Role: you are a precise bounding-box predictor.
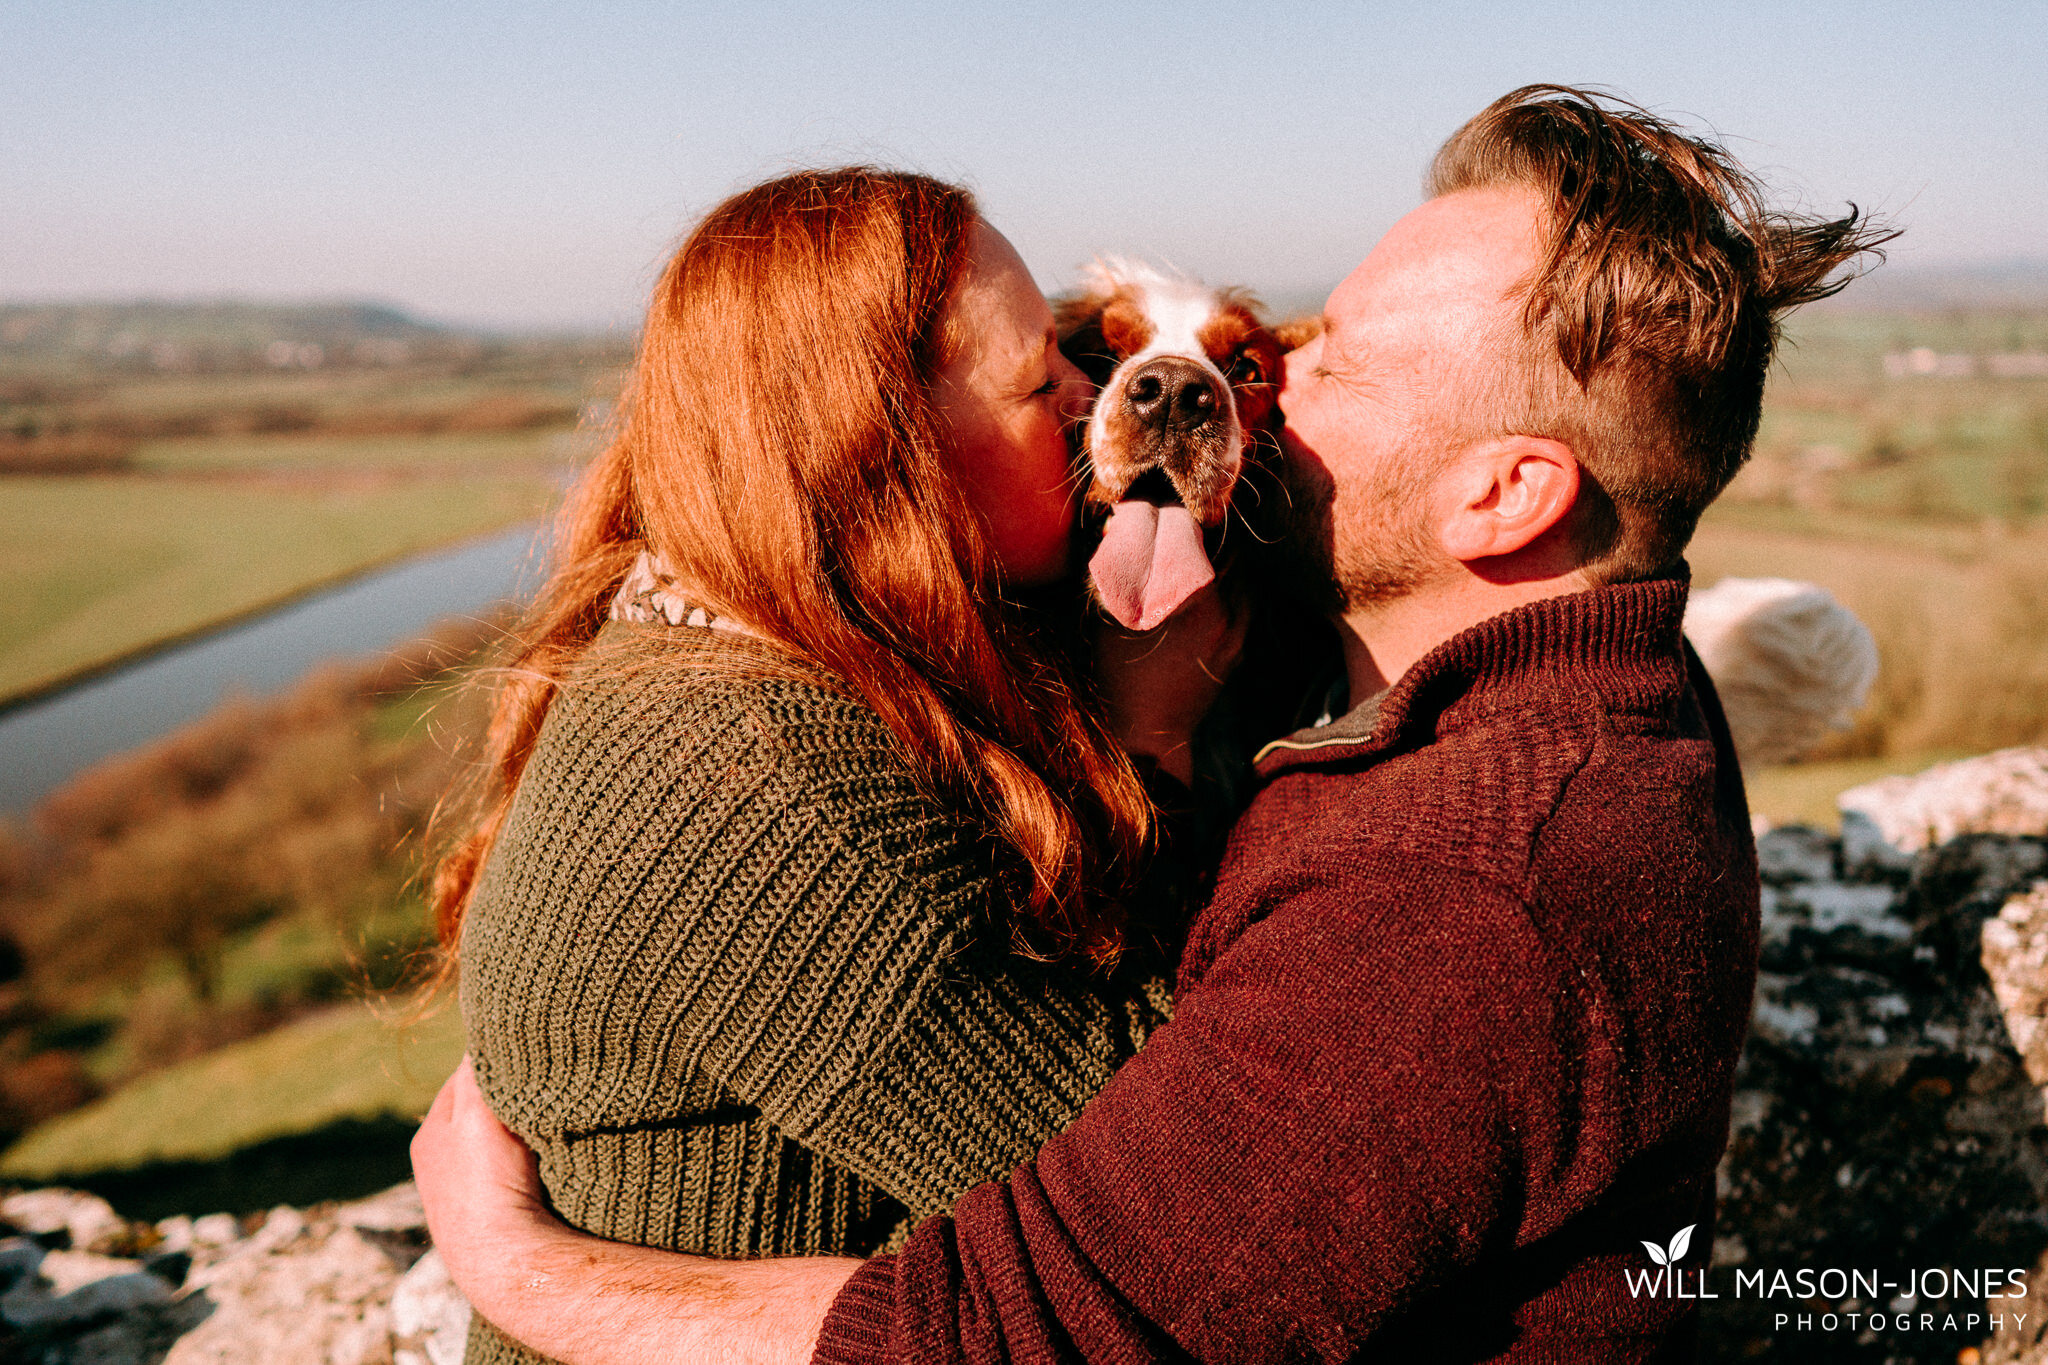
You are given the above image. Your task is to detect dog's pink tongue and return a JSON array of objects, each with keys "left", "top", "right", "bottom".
[{"left": 1089, "top": 499, "right": 1215, "bottom": 631}]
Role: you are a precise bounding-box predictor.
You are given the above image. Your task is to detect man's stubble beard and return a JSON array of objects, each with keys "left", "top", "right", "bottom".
[
  {"left": 1330, "top": 448, "right": 1451, "bottom": 613},
  {"left": 1265, "top": 428, "right": 1452, "bottom": 618},
  {"left": 1335, "top": 521, "right": 1440, "bottom": 610}
]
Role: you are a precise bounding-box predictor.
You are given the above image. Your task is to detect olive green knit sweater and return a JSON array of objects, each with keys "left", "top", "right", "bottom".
[{"left": 459, "top": 623, "right": 1172, "bottom": 1365}]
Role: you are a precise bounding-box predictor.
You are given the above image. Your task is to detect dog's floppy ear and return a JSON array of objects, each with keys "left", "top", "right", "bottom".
[
  {"left": 1270, "top": 314, "right": 1324, "bottom": 352},
  {"left": 1054, "top": 290, "right": 1121, "bottom": 389}
]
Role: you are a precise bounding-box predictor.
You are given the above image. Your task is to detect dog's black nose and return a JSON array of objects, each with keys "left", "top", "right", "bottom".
[{"left": 1124, "top": 357, "right": 1220, "bottom": 433}]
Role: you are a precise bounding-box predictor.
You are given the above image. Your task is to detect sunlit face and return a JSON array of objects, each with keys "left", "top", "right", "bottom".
[
  {"left": 1278, "top": 186, "right": 1548, "bottom": 608},
  {"left": 932, "top": 221, "right": 1092, "bottom": 587}
]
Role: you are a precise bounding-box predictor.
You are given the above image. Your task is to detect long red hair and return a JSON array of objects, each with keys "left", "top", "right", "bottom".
[{"left": 432, "top": 168, "right": 1153, "bottom": 967}]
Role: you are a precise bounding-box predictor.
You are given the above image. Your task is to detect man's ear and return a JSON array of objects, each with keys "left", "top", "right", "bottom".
[{"left": 1437, "top": 435, "right": 1581, "bottom": 564}]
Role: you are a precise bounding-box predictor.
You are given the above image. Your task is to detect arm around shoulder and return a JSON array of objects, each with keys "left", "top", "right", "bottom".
[{"left": 816, "top": 863, "right": 1592, "bottom": 1364}]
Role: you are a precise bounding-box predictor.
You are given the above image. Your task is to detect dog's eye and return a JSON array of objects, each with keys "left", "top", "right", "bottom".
[
  {"left": 1032, "top": 377, "right": 1060, "bottom": 396},
  {"left": 1228, "top": 355, "right": 1265, "bottom": 385}
]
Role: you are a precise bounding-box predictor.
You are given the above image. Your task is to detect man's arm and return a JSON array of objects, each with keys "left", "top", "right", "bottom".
[
  {"left": 412, "top": 1057, "right": 856, "bottom": 1365},
  {"left": 814, "top": 866, "right": 1584, "bottom": 1363},
  {"left": 420, "top": 864, "right": 1593, "bottom": 1364}
]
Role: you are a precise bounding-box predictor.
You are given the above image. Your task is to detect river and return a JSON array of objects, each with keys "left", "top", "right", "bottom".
[{"left": 0, "top": 524, "right": 545, "bottom": 814}]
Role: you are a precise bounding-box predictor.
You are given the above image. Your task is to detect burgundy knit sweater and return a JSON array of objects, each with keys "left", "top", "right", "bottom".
[{"left": 813, "top": 576, "right": 1761, "bottom": 1364}]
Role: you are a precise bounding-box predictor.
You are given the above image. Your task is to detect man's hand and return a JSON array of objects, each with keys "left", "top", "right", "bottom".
[
  {"left": 411, "top": 1059, "right": 859, "bottom": 1365},
  {"left": 411, "top": 1056, "right": 564, "bottom": 1331},
  {"left": 1094, "top": 581, "right": 1247, "bottom": 786}
]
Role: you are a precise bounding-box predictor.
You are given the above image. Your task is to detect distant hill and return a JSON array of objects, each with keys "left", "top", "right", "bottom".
[
  {"left": 0, "top": 300, "right": 486, "bottom": 373},
  {"left": 1811, "top": 260, "right": 2048, "bottom": 313}
]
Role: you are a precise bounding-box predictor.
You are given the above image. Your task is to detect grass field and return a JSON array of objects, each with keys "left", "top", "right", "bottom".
[
  {"left": 0, "top": 473, "right": 558, "bottom": 700},
  {"left": 1741, "top": 753, "right": 1971, "bottom": 830},
  {"left": 0, "top": 1000, "right": 460, "bottom": 1184},
  {"left": 0, "top": 331, "right": 624, "bottom": 703},
  {"left": 1689, "top": 505, "right": 2048, "bottom": 761},
  {"left": 1681, "top": 302, "right": 2048, "bottom": 811},
  {"left": 1733, "top": 306, "right": 2048, "bottom": 525},
  {"left": 129, "top": 426, "right": 576, "bottom": 474}
]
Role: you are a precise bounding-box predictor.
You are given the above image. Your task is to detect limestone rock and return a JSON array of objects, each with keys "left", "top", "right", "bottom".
[
  {"left": 1841, "top": 746, "right": 2048, "bottom": 854},
  {"left": 2, "top": 1189, "right": 132, "bottom": 1254},
  {"left": 1756, "top": 823, "right": 1839, "bottom": 884},
  {"left": 0, "top": 1234, "right": 45, "bottom": 1288},
  {"left": 390, "top": 1249, "right": 472, "bottom": 1365},
  {"left": 338, "top": 1182, "right": 427, "bottom": 1234},
  {"left": 153, "top": 1215, "right": 194, "bottom": 1255},
  {"left": 1983, "top": 881, "right": 2048, "bottom": 1095},
  {"left": 1840, "top": 806, "right": 1918, "bottom": 877},
  {"left": 188, "top": 1213, "right": 239, "bottom": 1249},
  {"left": 1709, "top": 829, "right": 2048, "bottom": 1364},
  {"left": 0, "top": 1181, "right": 472, "bottom": 1365},
  {"left": 2, "top": 1250, "right": 172, "bottom": 1329},
  {"left": 167, "top": 1219, "right": 402, "bottom": 1364}
]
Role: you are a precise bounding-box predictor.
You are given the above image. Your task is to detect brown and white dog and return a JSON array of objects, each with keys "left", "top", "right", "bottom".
[
  {"left": 1057, "top": 258, "right": 1339, "bottom": 763},
  {"left": 1056, "top": 257, "right": 1317, "bottom": 633}
]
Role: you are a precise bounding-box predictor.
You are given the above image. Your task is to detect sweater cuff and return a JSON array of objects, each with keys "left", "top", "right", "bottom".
[{"left": 811, "top": 1254, "right": 898, "bottom": 1365}]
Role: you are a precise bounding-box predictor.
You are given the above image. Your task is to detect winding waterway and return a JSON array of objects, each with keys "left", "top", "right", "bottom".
[{"left": 0, "top": 524, "right": 545, "bottom": 814}]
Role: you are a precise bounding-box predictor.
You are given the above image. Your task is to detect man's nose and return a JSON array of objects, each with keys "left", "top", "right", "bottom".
[
  {"left": 1124, "top": 358, "right": 1220, "bottom": 433},
  {"left": 1276, "top": 339, "right": 1319, "bottom": 421},
  {"left": 1280, "top": 336, "right": 1315, "bottom": 390}
]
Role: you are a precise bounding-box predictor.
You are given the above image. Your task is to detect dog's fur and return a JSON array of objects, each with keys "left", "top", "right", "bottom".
[{"left": 1056, "top": 258, "right": 1341, "bottom": 781}]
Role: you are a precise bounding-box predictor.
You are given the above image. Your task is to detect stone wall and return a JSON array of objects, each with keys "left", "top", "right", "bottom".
[{"left": 1707, "top": 813, "right": 2048, "bottom": 1363}]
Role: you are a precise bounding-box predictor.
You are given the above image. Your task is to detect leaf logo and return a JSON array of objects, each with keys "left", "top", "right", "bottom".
[{"left": 1640, "top": 1224, "right": 1695, "bottom": 1267}]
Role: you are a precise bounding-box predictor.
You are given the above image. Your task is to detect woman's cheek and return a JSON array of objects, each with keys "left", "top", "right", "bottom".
[
  {"left": 1016, "top": 443, "right": 1080, "bottom": 581},
  {"left": 1037, "top": 422, "right": 1080, "bottom": 545}
]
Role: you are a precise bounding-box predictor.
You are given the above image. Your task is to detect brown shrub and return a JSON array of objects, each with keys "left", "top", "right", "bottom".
[
  {"left": 0, "top": 622, "right": 490, "bottom": 1104},
  {"left": 0, "top": 433, "right": 138, "bottom": 474},
  {"left": 442, "top": 394, "right": 580, "bottom": 433},
  {"left": 0, "top": 1050, "right": 100, "bottom": 1137}
]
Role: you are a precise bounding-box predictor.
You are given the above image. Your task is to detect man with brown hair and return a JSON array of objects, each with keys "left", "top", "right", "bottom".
[{"left": 412, "top": 86, "right": 1892, "bottom": 1362}]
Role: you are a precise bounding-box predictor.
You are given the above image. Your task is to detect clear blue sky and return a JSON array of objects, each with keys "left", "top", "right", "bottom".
[{"left": 5, "top": 0, "right": 2043, "bottom": 329}]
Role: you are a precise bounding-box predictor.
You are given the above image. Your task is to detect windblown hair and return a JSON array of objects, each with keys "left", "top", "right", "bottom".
[
  {"left": 1429, "top": 85, "right": 1899, "bottom": 581},
  {"left": 432, "top": 168, "right": 1153, "bottom": 968}
]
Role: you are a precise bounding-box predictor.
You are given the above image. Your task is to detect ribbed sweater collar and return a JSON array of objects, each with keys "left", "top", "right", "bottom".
[{"left": 1254, "top": 568, "right": 1693, "bottom": 779}]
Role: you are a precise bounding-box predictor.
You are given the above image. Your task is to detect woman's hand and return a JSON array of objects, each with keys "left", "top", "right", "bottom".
[{"left": 1094, "top": 581, "right": 1248, "bottom": 786}]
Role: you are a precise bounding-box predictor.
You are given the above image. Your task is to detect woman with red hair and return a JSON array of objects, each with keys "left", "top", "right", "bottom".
[{"left": 437, "top": 169, "right": 1205, "bottom": 1364}]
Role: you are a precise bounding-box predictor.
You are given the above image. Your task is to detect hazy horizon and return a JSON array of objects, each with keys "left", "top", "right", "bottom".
[
  {"left": 8, "top": 1, "right": 2044, "bottom": 330},
  {"left": 9, "top": 254, "right": 2048, "bottom": 342}
]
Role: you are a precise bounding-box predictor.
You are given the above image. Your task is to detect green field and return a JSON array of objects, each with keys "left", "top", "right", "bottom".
[
  {"left": 0, "top": 1001, "right": 461, "bottom": 1182},
  {"left": 0, "top": 324, "right": 626, "bottom": 702},
  {"left": 1682, "top": 301, "right": 2048, "bottom": 815},
  {"left": 1740, "top": 753, "right": 1972, "bottom": 830},
  {"left": 1733, "top": 306, "right": 2048, "bottom": 525},
  {"left": 0, "top": 472, "right": 558, "bottom": 700},
  {"left": 131, "top": 426, "right": 577, "bottom": 474}
]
